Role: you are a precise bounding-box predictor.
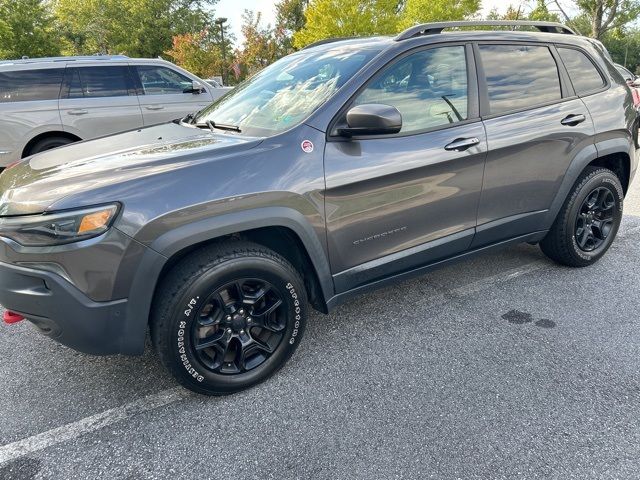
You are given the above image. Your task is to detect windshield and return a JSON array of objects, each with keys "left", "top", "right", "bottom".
[{"left": 194, "top": 46, "right": 382, "bottom": 136}]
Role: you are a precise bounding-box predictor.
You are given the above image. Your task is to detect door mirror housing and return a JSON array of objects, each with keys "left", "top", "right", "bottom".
[
  {"left": 338, "top": 104, "right": 402, "bottom": 137},
  {"left": 184, "top": 80, "right": 204, "bottom": 94}
]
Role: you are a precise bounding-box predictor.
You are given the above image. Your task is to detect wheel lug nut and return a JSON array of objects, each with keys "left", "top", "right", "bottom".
[
  {"left": 239, "top": 309, "right": 245, "bottom": 315},
  {"left": 247, "top": 317, "right": 252, "bottom": 323},
  {"left": 226, "top": 328, "right": 232, "bottom": 334},
  {"left": 240, "top": 329, "right": 245, "bottom": 334},
  {"left": 226, "top": 315, "right": 232, "bottom": 321}
]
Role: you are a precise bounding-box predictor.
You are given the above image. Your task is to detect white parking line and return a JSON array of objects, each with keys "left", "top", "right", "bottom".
[{"left": 0, "top": 387, "right": 189, "bottom": 465}]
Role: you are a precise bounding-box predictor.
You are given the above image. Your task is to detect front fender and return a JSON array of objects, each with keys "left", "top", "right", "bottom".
[{"left": 118, "top": 207, "right": 334, "bottom": 355}]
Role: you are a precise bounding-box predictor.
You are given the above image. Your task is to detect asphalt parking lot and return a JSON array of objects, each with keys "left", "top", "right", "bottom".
[{"left": 1, "top": 177, "right": 639, "bottom": 480}]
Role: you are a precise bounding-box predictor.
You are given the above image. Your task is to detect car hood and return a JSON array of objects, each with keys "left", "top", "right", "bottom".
[{"left": 0, "top": 122, "right": 263, "bottom": 216}]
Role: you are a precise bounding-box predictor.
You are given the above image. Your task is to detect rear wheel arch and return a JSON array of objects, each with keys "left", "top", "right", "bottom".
[
  {"left": 22, "top": 131, "right": 82, "bottom": 158},
  {"left": 587, "top": 152, "right": 631, "bottom": 195}
]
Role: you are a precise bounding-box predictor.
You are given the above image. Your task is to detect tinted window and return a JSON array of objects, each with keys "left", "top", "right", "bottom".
[
  {"left": 354, "top": 46, "right": 468, "bottom": 133},
  {"left": 479, "top": 45, "right": 561, "bottom": 115},
  {"left": 137, "top": 66, "right": 192, "bottom": 95},
  {"left": 68, "top": 66, "right": 131, "bottom": 98},
  {"left": 558, "top": 48, "right": 605, "bottom": 94},
  {"left": 0, "top": 69, "right": 64, "bottom": 103}
]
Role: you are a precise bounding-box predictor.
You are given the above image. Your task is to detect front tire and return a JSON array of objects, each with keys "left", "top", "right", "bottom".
[
  {"left": 540, "top": 167, "right": 624, "bottom": 267},
  {"left": 151, "top": 241, "right": 307, "bottom": 395}
]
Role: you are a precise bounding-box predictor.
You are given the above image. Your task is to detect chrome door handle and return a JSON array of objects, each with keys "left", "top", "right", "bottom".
[
  {"left": 68, "top": 109, "right": 88, "bottom": 115},
  {"left": 145, "top": 105, "right": 164, "bottom": 111},
  {"left": 444, "top": 137, "right": 480, "bottom": 151},
  {"left": 561, "top": 114, "right": 586, "bottom": 126}
]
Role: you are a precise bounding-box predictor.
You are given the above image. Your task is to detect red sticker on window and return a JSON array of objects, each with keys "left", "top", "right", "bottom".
[{"left": 301, "top": 140, "right": 314, "bottom": 153}]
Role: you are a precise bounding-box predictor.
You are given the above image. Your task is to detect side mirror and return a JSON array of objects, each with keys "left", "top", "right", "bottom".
[
  {"left": 338, "top": 104, "right": 402, "bottom": 137},
  {"left": 184, "top": 81, "right": 204, "bottom": 94}
]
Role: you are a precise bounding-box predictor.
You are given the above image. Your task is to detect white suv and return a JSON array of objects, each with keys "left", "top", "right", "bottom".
[{"left": 0, "top": 55, "right": 229, "bottom": 167}]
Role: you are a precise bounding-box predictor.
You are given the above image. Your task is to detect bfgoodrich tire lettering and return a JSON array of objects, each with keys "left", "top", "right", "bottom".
[
  {"left": 150, "top": 241, "right": 308, "bottom": 395},
  {"left": 540, "top": 167, "right": 624, "bottom": 267}
]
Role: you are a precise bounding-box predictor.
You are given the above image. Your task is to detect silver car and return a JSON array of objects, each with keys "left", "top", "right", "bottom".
[{"left": 0, "top": 55, "right": 229, "bottom": 167}]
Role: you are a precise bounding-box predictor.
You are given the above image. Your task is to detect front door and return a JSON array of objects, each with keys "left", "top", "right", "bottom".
[
  {"left": 323, "top": 44, "right": 487, "bottom": 292},
  {"left": 133, "top": 64, "right": 213, "bottom": 124}
]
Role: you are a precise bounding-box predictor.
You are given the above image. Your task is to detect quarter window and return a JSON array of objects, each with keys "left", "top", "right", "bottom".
[
  {"left": 0, "top": 69, "right": 64, "bottom": 103},
  {"left": 68, "top": 66, "right": 132, "bottom": 98},
  {"left": 353, "top": 46, "right": 469, "bottom": 134},
  {"left": 479, "top": 45, "right": 561, "bottom": 115},
  {"left": 558, "top": 47, "right": 605, "bottom": 94},
  {"left": 136, "top": 66, "right": 193, "bottom": 95}
]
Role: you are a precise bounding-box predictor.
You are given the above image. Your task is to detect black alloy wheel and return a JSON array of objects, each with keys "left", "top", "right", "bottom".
[
  {"left": 192, "top": 279, "right": 287, "bottom": 374},
  {"left": 574, "top": 186, "right": 616, "bottom": 252}
]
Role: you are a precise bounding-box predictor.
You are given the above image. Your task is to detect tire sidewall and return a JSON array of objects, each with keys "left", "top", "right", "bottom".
[
  {"left": 166, "top": 257, "right": 306, "bottom": 394},
  {"left": 31, "top": 137, "right": 73, "bottom": 155},
  {"left": 566, "top": 171, "right": 623, "bottom": 264}
]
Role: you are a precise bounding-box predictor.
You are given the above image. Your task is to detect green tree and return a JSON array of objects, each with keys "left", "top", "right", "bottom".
[
  {"left": 54, "top": 0, "right": 218, "bottom": 57},
  {"left": 528, "top": 0, "right": 561, "bottom": 21},
  {"left": 275, "top": 0, "right": 309, "bottom": 53},
  {"left": 398, "top": 0, "right": 481, "bottom": 29},
  {"left": 551, "top": 0, "right": 640, "bottom": 39},
  {"left": 234, "top": 10, "right": 281, "bottom": 79},
  {"left": 293, "top": 0, "right": 481, "bottom": 48},
  {"left": 293, "top": 0, "right": 399, "bottom": 48},
  {"left": 0, "top": 0, "right": 61, "bottom": 60},
  {"left": 577, "top": 0, "right": 640, "bottom": 39}
]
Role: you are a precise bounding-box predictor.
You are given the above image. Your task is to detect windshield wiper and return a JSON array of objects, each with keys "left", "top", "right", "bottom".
[{"left": 201, "top": 120, "right": 241, "bottom": 133}]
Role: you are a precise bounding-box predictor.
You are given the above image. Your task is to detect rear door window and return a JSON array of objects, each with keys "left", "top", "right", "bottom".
[
  {"left": 557, "top": 47, "right": 606, "bottom": 94},
  {"left": 67, "top": 66, "right": 133, "bottom": 98},
  {"left": 0, "top": 68, "right": 64, "bottom": 103},
  {"left": 478, "top": 44, "right": 562, "bottom": 115}
]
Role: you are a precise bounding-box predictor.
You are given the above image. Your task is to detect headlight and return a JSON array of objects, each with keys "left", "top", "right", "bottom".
[{"left": 0, "top": 204, "right": 119, "bottom": 246}]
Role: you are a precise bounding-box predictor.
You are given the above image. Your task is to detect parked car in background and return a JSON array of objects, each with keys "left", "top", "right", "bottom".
[
  {"left": 0, "top": 55, "right": 218, "bottom": 167},
  {"left": 615, "top": 63, "right": 640, "bottom": 107}
]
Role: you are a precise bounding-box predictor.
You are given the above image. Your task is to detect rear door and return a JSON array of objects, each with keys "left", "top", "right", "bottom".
[
  {"left": 0, "top": 66, "right": 64, "bottom": 165},
  {"left": 59, "top": 64, "right": 143, "bottom": 140},
  {"left": 132, "top": 64, "right": 214, "bottom": 124},
  {"left": 473, "top": 42, "right": 595, "bottom": 247}
]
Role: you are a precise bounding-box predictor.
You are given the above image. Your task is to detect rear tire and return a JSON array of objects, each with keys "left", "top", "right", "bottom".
[
  {"left": 540, "top": 167, "right": 623, "bottom": 267},
  {"left": 150, "top": 241, "right": 307, "bottom": 395},
  {"left": 27, "top": 136, "right": 75, "bottom": 156}
]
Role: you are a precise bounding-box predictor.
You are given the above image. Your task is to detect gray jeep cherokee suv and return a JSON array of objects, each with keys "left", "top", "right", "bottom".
[{"left": 0, "top": 21, "right": 637, "bottom": 395}]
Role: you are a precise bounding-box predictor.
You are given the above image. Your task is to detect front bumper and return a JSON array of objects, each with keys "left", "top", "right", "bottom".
[{"left": 0, "top": 260, "right": 129, "bottom": 355}]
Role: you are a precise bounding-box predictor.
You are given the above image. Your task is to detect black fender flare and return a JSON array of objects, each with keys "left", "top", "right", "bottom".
[
  {"left": 118, "top": 207, "right": 333, "bottom": 354},
  {"left": 542, "top": 137, "right": 634, "bottom": 228}
]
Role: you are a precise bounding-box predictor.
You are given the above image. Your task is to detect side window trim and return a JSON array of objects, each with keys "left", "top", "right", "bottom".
[
  {"left": 129, "top": 65, "right": 145, "bottom": 96},
  {"left": 327, "top": 41, "right": 480, "bottom": 141},
  {"left": 474, "top": 41, "right": 572, "bottom": 119},
  {"left": 549, "top": 44, "right": 574, "bottom": 98},
  {"left": 555, "top": 44, "right": 608, "bottom": 97}
]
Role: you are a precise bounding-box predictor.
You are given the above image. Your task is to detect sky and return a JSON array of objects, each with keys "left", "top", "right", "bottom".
[{"left": 214, "top": 0, "right": 569, "bottom": 46}]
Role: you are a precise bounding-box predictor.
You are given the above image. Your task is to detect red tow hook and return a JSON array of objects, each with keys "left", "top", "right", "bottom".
[{"left": 3, "top": 311, "right": 25, "bottom": 324}]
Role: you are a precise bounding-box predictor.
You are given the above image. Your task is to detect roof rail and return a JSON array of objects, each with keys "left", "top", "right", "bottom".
[
  {"left": 395, "top": 21, "right": 576, "bottom": 41},
  {"left": 0, "top": 55, "right": 129, "bottom": 65}
]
